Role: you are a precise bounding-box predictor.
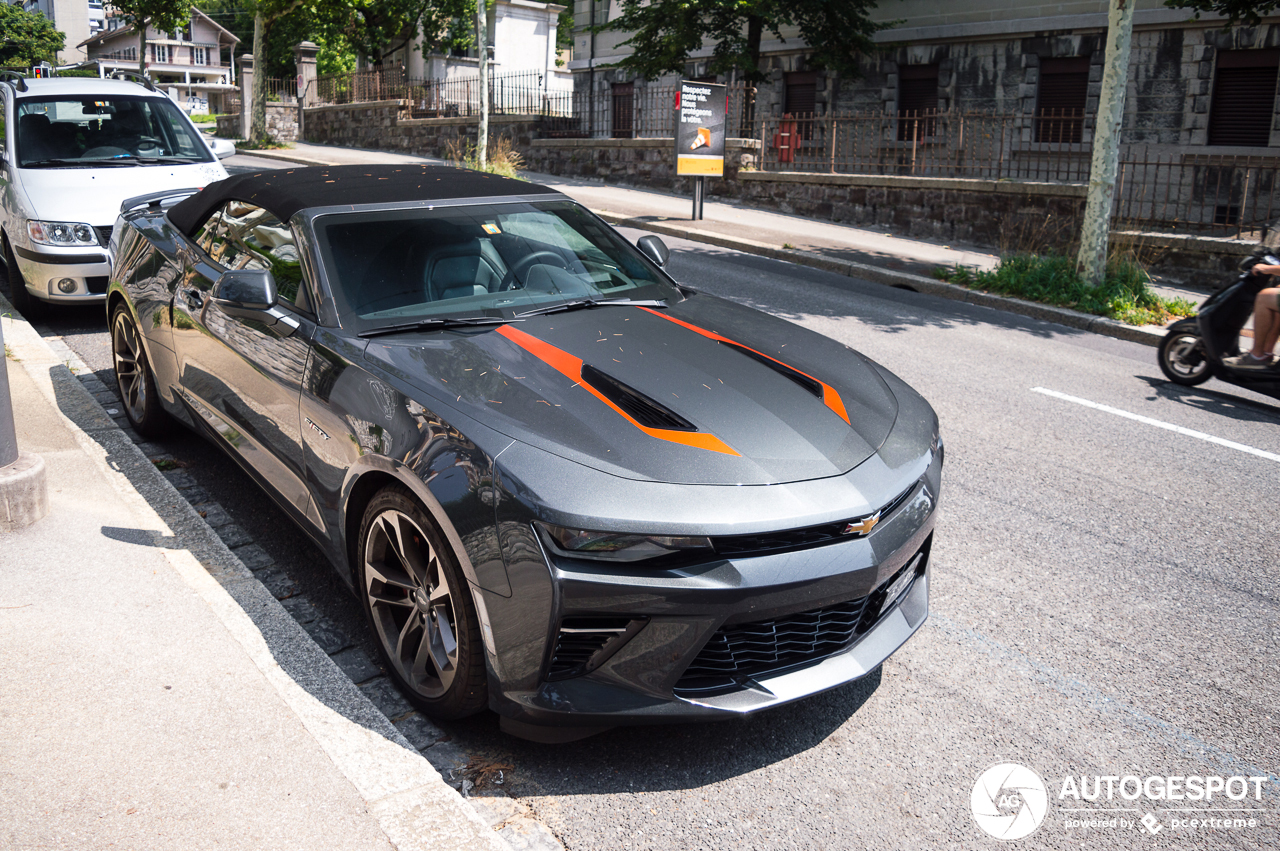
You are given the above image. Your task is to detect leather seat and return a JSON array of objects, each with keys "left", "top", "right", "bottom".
[{"left": 424, "top": 241, "right": 501, "bottom": 302}]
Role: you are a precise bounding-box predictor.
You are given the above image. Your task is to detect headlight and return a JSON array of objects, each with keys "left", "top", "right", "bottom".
[
  {"left": 537, "top": 522, "right": 713, "bottom": 563},
  {"left": 28, "top": 220, "right": 99, "bottom": 247}
]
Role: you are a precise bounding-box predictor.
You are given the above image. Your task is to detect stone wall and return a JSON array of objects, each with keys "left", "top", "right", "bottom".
[
  {"left": 302, "top": 100, "right": 539, "bottom": 159},
  {"left": 524, "top": 138, "right": 761, "bottom": 193},
  {"left": 213, "top": 104, "right": 298, "bottom": 142}
]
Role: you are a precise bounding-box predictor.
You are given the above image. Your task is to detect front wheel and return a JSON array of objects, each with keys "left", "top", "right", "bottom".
[
  {"left": 1159, "top": 328, "right": 1212, "bottom": 386},
  {"left": 111, "top": 304, "right": 171, "bottom": 437},
  {"left": 357, "top": 486, "right": 487, "bottom": 719}
]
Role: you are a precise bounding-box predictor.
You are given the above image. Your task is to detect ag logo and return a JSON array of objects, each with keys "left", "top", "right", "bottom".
[{"left": 970, "top": 763, "right": 1049, "bottom": 840}]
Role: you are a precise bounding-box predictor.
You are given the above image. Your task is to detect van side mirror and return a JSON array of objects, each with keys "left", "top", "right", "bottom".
[
  {"left": 636, "top": 235, "right": 670, "bottom": 267},
  {"left": 209, "top": 138, "right": 236, "bottom": 160}
]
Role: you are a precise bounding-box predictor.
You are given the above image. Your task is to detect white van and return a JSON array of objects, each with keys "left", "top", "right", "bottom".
[{"left": 0, "top": 73, "right": 236, "bottom": 316}]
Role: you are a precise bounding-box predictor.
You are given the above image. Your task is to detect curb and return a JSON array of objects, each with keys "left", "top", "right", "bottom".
[
  {"left": 594, "top": 212, "right": 1170, "bottom": 349},
  {"left": 0, "top": 297, "right": 563, "bottom": 851}
]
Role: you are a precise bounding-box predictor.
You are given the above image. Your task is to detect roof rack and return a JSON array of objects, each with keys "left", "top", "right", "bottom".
[
  {"left": 107, "top": 70, "right": 159, "bottom": 92},
  {"left": 0, "top": 70, "right": 28, "bottom": 92}
]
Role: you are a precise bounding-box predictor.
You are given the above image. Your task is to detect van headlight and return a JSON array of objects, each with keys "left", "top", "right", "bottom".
[{"left": 28, "top": 220, "right": 99, "bottom": 247}]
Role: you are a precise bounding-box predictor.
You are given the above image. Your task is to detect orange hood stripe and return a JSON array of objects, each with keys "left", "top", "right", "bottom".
[
  {"left": 495, "top": 324, "right": 740, "bottom": 456},
  {"left": 637, "top": 307, "right": 851, "bottom": 424}
]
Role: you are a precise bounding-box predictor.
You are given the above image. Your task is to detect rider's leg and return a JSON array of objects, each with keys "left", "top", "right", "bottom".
[{"left": 1252, "top": 288, "right": 1280, "bottom": 356}]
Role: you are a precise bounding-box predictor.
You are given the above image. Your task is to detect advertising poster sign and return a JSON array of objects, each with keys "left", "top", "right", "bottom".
[{"left": 675, "top": 80, "right": 726, "bottom": 177}]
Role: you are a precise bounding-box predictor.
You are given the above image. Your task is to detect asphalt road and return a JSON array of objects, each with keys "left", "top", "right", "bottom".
[{"left": 12, "top": 190, "right": 1279, "bottom": 849}]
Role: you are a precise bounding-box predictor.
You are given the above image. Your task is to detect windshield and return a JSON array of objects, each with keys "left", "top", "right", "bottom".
[
  {"left": 15, "top": 95, "right": 213, "bottom": 167},
  {"left": 315, "top": 200, "right": 682, "bottom": 332}
]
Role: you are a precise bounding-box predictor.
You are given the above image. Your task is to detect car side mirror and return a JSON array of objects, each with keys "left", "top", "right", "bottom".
[
  {"left": 212, "top": 269, "right": 276, "bottom": 311},
  {"left": 636, "top": 235, "right": 670, "bottom": 267},
  {"left": 209, "top": 138, "right": 236, "bottom": 160}
]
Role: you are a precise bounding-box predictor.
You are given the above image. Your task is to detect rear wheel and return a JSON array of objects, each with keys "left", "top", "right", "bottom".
[
  {"left": 3, "top": 235, "right": 46, "bottom": 320},
  {"left": 111, "top": 304, "right": 171, "bottom": 437},
  {"left": 357, "top": 486, "right": 487, "bottom": 719},
  {"left": 1158, "top": 329, "right": 1213, "bottom": 386}
]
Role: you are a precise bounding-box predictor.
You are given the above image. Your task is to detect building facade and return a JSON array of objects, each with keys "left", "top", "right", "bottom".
[
  {"left": 18, "top": 0, "right": 106, "bottom": 64},
  {"left": 78, "top": 7, "right": 239, "bottom": 114}
]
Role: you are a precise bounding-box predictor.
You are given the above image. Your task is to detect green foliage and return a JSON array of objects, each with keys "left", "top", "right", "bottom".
[
  {"left": 1164, "top": 1, "right": 1280, "bottom": 27},
  {"left": 444, "top": 135, "right": 523, "bottom": 179},
  {"left": 554, "top": 5, "right": 573, "bottom": 67},
  {"left": 601, "top": 0, "right": 887, "bottom": 82},
  {"left": 189, "top": 112, "right": 221, "bottom": 122},
  {"left": 935, "top": 254, "right": 1198, "bottom": 327},
  {"left": 0, "top": 3, "right": 66, "bottom": 67}
]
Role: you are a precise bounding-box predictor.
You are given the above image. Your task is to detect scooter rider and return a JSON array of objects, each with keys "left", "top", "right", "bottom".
[{"left": 1222, "top": 263, "right": 1280, "bottom": 370}]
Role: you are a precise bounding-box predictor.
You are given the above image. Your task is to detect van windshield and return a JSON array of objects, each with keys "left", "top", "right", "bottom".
[{"left": 15, "top": 95, "right": 212, "bottom": 168}]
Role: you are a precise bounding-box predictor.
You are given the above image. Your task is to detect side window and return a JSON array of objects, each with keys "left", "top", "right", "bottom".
[
  {"left": 0, "top": 91, "right": 7, "bottom": 158},
  {"left": 201, "top": 201, "right": 305, "bottom": 309}
]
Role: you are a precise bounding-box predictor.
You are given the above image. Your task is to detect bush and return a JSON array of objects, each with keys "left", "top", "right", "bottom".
[
  {"left": 935, "top": 253, "right": 1197, "bottom": 326},
  {"left": 189, "top": 113, "right": 220, "bottom": 124},
  {"left": 443, "top": 136, "right": 524, "bottom": 179}
]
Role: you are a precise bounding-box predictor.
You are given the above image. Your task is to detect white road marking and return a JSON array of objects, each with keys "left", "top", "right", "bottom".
[{"left": 1032, "top": 387, "right": 1280, "bottom": 464}]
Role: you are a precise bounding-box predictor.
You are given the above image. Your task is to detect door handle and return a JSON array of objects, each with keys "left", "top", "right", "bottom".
[{"left": 181, "top": 287, "right": 204, "bottom": 310}]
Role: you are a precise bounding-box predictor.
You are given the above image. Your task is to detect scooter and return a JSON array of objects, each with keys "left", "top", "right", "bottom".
[{"left": 1158, "top": 243, "right": 1280, "bottom": 400}]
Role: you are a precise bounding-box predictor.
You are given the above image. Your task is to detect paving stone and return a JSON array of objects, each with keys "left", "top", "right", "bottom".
[
  {"left": 257, "top": 566, "right": 299, "bottom": 600},
  {"left": 394, "top": 712, "right": 446, "bottom": 750},
  {"left": 422, "top": 740, "right": 470, "bottom": 781},
  {"left": 179, "top": 485, "right": 213, "bottom": 506},
  {"left": 91, "top": 390, "right": 118, "bottom": 405},
  {"left": 162, "top": 470, "right": 197, "bottom": 490},
  {"left": 214, "top": 522, "right": 252, "bottom": 549},
  {"left": 331, "top": 647, "right": 381, "bottom": 684},
  {"left": 280, "top": 595, "right": 319, "bottom": 624},
  {"left": 194, "top": 503, "right": 233, "bottom": 528},
  {"left": 359, "top": 676, "right": 414, "bottom": 719},
  {"left": 468, "top": 794, "right": 521, "bottom": 828},
  {"left": 498, "top": 816, "right": 565, "bottom": 851},
  {"left": 79, "top": 375, "right": 108, "bottom": 393},
  {"left": 233, "top": 543, "right": 273, "bottom": 571},
  {"left": 133, "top": 443, "right": 168, "bottom": 458},
  {"left": 301, "top": 616, "right": 350, "bottom": 654}
]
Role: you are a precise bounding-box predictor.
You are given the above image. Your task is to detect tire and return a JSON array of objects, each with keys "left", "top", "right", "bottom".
[
  {"left": 357, "top": 486, "right": 487, "bottom": 719},
  {"left": 1158, "top": 328, "right": 1213, "bottom": 386},
  {"left": 3, "top": 235, "right": 46, "bottom": 320},
  {"left": 110, "top": 304, "right": 171, "bottom": 437}
]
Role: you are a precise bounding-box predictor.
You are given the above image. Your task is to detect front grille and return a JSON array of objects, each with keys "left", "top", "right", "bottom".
[
  {"left": 86, "top": 276, "right": 109, "bottom": 294},
  {"left": 675, "top": 598, "right": 871, "bottom": 695},
  {"left": 712, "top": 483, "right": 917, "bottom": 557},
  {"left": 675, "top": 534, "right": 932, "bottom": 697},
  {"left": 546, "top": 617, "right": 635, "bottom": 680},
  {"left": 94, "top": 225, "right": 113, "bottom": 248}
]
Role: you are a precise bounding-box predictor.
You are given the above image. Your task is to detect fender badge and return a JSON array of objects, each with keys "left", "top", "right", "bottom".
[{"left": 842, "top": 511, "right": 880, "bottom": 537}]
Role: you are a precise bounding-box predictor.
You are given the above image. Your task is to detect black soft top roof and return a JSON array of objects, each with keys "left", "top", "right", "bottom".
[{"left": 167, "top": 163, "right": 557, "bottom": 235}]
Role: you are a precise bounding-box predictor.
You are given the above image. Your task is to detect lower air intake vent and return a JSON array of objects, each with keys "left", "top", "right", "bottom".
[
  {"left": 580, "top": 364, "right": 696, "bottom": 432},
  {"left": 86, "top": 276, "right": 109, "bottom": 295},
  {"left": 547, "top": 617, "right": 636, "bottom": 681}
]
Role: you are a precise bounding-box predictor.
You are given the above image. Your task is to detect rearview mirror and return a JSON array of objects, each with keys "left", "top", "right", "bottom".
[
  {"left": 209, "top": 138, "right": 236, "bottom": 160},
  {"left": 212, "top": 269, "right": 276, "bottom": 311},
  {"left": 636, "top": 235, "right": 670, "bottom": 267}
]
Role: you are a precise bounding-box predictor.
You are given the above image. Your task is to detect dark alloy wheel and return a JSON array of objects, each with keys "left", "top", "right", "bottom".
[
  {"left": 111, "top": 305, "right": 170, "bottom": 437},
  {"left": 1158, "top": 329, "right": 1213, "bottom": 386},
  {"left": 358, "top": 486, "right": 486, "bottom": 719},
  {"left": 3, "top": 235, "right": 46, "bottom": 320}
]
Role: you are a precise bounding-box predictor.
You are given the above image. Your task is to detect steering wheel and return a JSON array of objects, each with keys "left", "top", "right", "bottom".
[
  {"left": 134, "top": 135, "right": 164, "bottom": 153},
  {"left": 498, "top": 250, "right": 570, "bottom": 291}
]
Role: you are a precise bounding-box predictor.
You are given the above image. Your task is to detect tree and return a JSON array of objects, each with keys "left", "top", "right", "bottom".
[
  {"left": 0, "top": 3, "right": 65, "bottom": 68},
  {"left": 1164, "top": 0, "right": 1280, "bottom": 26},
  {"left": 110, "top": 0, "right": 192, "bottom": 75},
  {"left": 599, "top": 0, "right": 889, "bottom": 82}
]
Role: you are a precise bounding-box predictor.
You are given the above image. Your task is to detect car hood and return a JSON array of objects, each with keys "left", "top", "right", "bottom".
[
  {"left": 364, "top": 294, "right": 900, "bottom": 485},
  {"left": 17, "top": 161, "right": 226, "bottom": 226}
]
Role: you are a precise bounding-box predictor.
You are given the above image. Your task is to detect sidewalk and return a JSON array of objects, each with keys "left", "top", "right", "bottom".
[
  {"left": 0, "top": 303, "right": 510, "bottom": 851},
  {"left": 235, "top": 141, "right": 1207, "bottom": 346}
]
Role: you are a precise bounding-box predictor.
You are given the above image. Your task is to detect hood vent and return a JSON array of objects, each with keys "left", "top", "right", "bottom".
[
  {"left": 719, "top": 341, "right": 823, "bottom": 399},
  {"left": 581, "top": 364, "right": 697, "bottom": 432}
]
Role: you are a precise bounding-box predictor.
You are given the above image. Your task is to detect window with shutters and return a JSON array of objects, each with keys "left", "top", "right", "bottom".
[
  {"left": 611, "top": 82, "right": 634, "bottom": 139},
  {"left": 1208, "top": 49, "right": 1280, "bottom": 147},
  {"left": 898, "top": 64, "right": 939, "bottom": 141},
  {"left": 1035, "top": 57, "right": 1089, "bottom": 143},
  {"left": 784, "top": 71, "right": 817, "bottom": 141}
]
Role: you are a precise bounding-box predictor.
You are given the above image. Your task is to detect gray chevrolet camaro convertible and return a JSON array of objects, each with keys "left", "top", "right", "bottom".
[{"left": 107, "top": 164, "right": 942, "bottom": 739}]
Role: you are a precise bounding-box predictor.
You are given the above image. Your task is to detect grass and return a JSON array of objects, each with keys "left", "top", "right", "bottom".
[
  {"left": 232, "top": 138, "right": 292, "bottom": 150},
  {"left": 934, "top": 253, "right": 1197, "bottom": 326},
  {"left": 189, "top": 113, "right": 220, "bottom": 124},
  {"left": 443, "top": 136, "right": 525, "bottom": 179}
]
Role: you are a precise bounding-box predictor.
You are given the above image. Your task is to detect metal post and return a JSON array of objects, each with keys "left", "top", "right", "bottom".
[
  {"left": 691, "top": 177, "right": 705, "bottom": 221},
  {"left": 0, "top": 319, "right": 17, "bottom": 468}
]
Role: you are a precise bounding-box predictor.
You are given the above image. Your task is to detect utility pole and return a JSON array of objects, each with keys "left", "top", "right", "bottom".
[
  {"left": 477, "top": 0, "right": 489, "bottom": 169},
  {"left": 1077, "top": 0, "right": 1136, "bottom": 287},
  {"left": 0, "top": 317, "right": 49, "bottom": 531}
]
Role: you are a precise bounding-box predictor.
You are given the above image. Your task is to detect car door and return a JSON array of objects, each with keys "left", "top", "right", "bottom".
[{"left": 172, "top": 200, "right": 323, "bottom": 530}]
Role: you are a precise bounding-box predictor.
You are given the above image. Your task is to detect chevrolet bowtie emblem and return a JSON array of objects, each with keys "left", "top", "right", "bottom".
[{"left": 842, "top": 512, "right": 880, "bottom": 537}]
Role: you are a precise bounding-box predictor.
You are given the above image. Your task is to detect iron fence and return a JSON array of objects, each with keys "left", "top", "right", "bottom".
[{"left": 539, "top": 83, "right": 757, "bottom": 140}]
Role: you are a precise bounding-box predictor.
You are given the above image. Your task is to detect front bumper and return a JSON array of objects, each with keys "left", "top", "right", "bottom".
[
  {"left": 12, "top": 244, "right": 111, "bottom": 303},
  {"left": 481, "top": 476, "right": 937, "bottom": 727}
]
